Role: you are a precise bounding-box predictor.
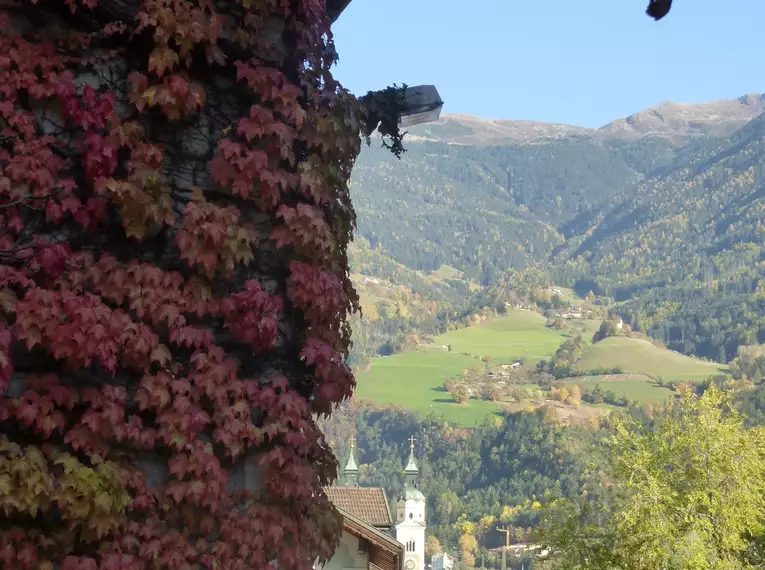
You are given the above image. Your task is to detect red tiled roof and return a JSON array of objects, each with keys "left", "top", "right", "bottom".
[{"left": 325, "top": 486, "right": 393, "bottom": 528}]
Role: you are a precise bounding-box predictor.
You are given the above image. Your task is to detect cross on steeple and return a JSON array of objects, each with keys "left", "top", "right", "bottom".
[
  {"left": 350, "top": 435, "right": 356, "bottom": 452},
  {"left": 404, "top": 434, "right": 419, "bottom": 482}
]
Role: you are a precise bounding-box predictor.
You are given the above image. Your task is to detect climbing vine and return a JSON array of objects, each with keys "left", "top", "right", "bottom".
[
  {"left": 0, "top": 0, "right": 361, "bottom": 567},
  {"left": 359, "top": 84, "right": 409, "bottom": 159}
]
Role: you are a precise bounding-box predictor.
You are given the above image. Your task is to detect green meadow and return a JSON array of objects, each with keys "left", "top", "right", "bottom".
[
  {"left": 433, "top": 310, "right": 567, "bottom": 364},
  {"left": 355, "top": 310, "right": 571, "bottom": 424},
  {"left": 576, "top": 336, "right": 727, "bottom": 381},
  {"left": 354, "top": 348, "right": 499, "bottom": 425},
  {"left": 354, "top": 310, "right": 728, "bottom": 425},
  {"left": 563, "top": 374, "right": 674, "bottom": 405}
]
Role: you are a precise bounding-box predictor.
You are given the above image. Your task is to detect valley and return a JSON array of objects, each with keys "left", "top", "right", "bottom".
[
  {"left": 345, "top": 93, "right": 764, "bottom": 426},
  {"left": 322, "top": 92, "right": 765, "bottom": 568}
]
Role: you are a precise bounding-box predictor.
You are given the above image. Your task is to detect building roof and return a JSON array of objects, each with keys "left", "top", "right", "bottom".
[
  {"left": 338, "top": 508, "right": 403, "bottom": 570},
  {"left": 325, "top": 486, "right": 394, "bottom": 528}
]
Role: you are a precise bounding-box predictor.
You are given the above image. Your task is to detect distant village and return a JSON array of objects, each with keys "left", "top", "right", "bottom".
[{"left": 320, "top": 438, "right": 549, "bottom": 570}]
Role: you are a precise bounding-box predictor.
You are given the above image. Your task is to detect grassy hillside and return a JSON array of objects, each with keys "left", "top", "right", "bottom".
[
  {"left": 576, "top": 336, "right": 727, "bottom": 381},
  {"left": 353, "top": 310, "right": 726, "bottom": 425},
  {"left": 434, "top": 310, "right": 567, "bottom": 364},
  {"left": 562, "top": 374, "right": 674, "bottom": 406},
  {"left": 354, "top": 349, "right": 499, "bottom": 425}
]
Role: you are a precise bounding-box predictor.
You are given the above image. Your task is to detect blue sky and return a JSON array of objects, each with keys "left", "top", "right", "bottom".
[{"left": 331, "top": 0, "right": 764, "bottom": 127}]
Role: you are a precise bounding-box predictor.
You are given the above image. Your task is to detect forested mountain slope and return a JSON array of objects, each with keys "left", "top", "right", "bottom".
[
  {"left": 555, "top": 113, "right": 765, "bottom": 360},
  {"left": 348, "top": 94, "right": 765, "bottom": 362},
  {"left": 556, "top": 111, "right": 765, "bottom": 288},
  {"left": 350, "top": 96, "right": 765, "bottom": 284},
  {"left": 350, "top": 135, "right": 678, "bottom": 283}
]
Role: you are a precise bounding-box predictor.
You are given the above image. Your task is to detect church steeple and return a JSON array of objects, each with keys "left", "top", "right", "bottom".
[
  {"left": 396, "top": 435, "right": 426, "bottom": 570},
  {"left": 404, "top": 435, "right": 418, "bottom": 488},
  {"left": 343, "top": 435, "right": 358, "bottom": 486}
]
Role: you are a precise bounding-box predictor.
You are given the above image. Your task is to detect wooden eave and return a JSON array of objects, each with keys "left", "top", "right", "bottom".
[
  {"left": 338, "top": 508, "right": 403, "bottom": 570},
  {"left": 327, "top": 0, "right": 353, "bottom": 22}
]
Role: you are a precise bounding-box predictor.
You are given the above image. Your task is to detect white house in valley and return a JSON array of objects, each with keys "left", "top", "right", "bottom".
[{"left": 430, "top": 553, "right": 455, "bottom": 570}]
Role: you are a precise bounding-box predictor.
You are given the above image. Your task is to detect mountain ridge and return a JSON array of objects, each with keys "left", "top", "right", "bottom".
[{"left": 405, "top": 93, "right": 765, "bottom": 147}]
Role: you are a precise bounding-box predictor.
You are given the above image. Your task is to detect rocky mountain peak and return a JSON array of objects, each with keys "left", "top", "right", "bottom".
[
  {"left": 403, "top": 93, "right": 765, "bottom": 147},
  {"left": 598, "top": 93, "right": 765, "bottom": 141}
]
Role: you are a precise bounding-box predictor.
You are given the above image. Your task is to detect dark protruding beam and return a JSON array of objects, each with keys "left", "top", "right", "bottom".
[{"left": 327, "top": 0, "right": 353, "bottom": 23}]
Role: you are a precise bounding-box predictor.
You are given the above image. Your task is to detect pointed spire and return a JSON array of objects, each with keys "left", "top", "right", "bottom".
[
  {"left": 404, "top": 435, "right": 418, "bottom": 487},
  {"left": 343, "top": 435, "right": 358, "bottom": 486}
]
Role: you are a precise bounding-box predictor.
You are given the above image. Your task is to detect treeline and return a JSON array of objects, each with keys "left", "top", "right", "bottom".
[
  {"left": 321, "top": 377, "right": 765, "bottom": 567},
  {"left": 320, "top": 402, "right": 589, "bottom": 554},
  {"left": 618, "top": 287, "right": 765, "bottom": 362}
]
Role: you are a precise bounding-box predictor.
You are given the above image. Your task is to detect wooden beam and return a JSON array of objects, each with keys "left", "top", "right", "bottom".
[{"left": 327, "top": 0, "right": 353, "bottom": 22}]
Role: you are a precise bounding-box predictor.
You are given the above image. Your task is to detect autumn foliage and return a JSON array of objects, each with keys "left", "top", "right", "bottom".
[{"left": 0, "top": 0, "right": 362, "bottom": 566}]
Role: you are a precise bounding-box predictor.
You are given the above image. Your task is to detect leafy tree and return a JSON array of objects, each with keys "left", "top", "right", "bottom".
[
  {"left": 488, "top": 386, "right": 503, "bottom": 402},
  {"left": 550, "top": 385, "right": 569, "bottom": 402},
  {"left": 458, "top": 533, "right": 478, "bottom": 568},
  {"left": 452, "top": 383, "right": 470, "bottom": 404},
  {"left": 540, "top": 386, "right": 765, "bottom": 570},
  {"left": 590, "top": 384, "right": 605, "bottom": 404},
  {"left": 0, "top": 0, "right": 363, "bottom": 567},
  {"left": 425, "top": 535, "right": 443, "bottom": 558},
  {"left": 592, "top": 319, "right": 621, "bottom": 342},
  {"left": 731, "top": 344, "right": 765, "bottom": 382}
]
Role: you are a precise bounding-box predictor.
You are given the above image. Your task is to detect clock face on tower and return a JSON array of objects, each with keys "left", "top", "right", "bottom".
[{"left": 404, "top": 559, "right": 416, "bottom": 570}]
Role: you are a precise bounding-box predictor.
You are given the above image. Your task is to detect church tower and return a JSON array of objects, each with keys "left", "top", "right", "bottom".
[
  {"left": 342, "top": 436, "right": 359, "bottom": 486},
  {"left": 395, "top": 436, "right": 426, "bottom": 570}
]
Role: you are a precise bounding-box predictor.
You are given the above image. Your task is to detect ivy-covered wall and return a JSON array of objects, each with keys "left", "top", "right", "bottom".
[{"left": 0, "top": 0, "right": 365, "bottom": 567}]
